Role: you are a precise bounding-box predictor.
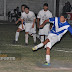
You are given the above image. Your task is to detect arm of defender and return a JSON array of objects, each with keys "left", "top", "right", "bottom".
[
  {"left": 15, "top": 18, "right": 21, "bottom": 24},
  {"left": 39, "top": 17, "right": 55, "bottom": 28},
  {"left": 32, "top": 19, "right": 36, "bottom": 28},
  {"left": 37, "top": 18, "right": 40, "bottom": 28},
  {"left": 39, "top": 19, "right": 49, "bottom": 28}
]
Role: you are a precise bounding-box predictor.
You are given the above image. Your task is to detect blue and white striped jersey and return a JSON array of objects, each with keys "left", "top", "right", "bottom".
[{"left": 49, "top": 17, "right": 72, "bottom": 36}]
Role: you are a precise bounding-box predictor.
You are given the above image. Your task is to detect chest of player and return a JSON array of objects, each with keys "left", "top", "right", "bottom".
[
  {"left": 23, "top": 14, "right": 33, "bottom": 20},
  {"left": 40, "top": 12, "right": 51, "bottom": 19}
]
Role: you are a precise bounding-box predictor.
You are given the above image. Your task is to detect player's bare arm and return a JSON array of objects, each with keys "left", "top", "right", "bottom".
[
  {"left": 21, "top": 19, "right": 24, "bottom": 29},
  {"left": 32, "top": 19, "right": 36, "bottom": 28},
  {"left": 15, "top": 18, "right": 21, "bottom": 24},
  {"left": 37, "top": 18, "right": 40, "bottom": 28},
  {"left": 39, "top": 19, "right": 49, "bottom": 28}
]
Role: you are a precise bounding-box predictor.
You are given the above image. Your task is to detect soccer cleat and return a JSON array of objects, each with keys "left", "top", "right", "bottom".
[
  {"left": 25, "top": 43, "right": 28, "bottom": 46},
  {"left": 32, "top": 46, "right": 38, "bottom": 51},
  {"left": 13, "top": 40, "right": 18, "bottom": 44},
  {"left": 43, "top": 62, "right": 51, "bottom": 66}
]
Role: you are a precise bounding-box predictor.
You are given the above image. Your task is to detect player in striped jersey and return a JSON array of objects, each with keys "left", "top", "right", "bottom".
[{"left": 32, "top": 13, "right": 72, "bottom": 66}]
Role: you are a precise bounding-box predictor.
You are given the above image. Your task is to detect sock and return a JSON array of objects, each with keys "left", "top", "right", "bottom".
[
  {"left": 36, "top": 43, "right": 44, "bottom": 49},
  {"left": 44, "top": 44, "right": 47, "bottom": 48},
  {"left": 45, "top": 35, "right": 48, "bottom": 40},
  {"left": 15, "top": 32, "right": 19, "bottom": 41},
  {"left": 36, "top": 34, "right": 40, "bottom": 40},
  {"left": 41, "top": 36, "right": 44, "bottom": 42},
  {"left": 33, "top": 34, "right": 36, "bottom": 43},
  {"left": 46, "top": 55, "right": 50, "bottom": 63},
  {"left": 25, "top": 34, "right": 28, "bottom": 44}
]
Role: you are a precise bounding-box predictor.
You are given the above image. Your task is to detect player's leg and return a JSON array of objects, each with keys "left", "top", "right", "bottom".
[
  {"left": 25, "top": 23, "right": 31, "bottom": 45},
  {"left": 44, "top": 43, "right": 51, "bottom": 66},
  {"left": 40, "top": 35, "right": 44, "bottom": 42},
  {"left": 25, "top": 32, "right": 29, "bottom": 45},
  {"left": 15, "top": 28, "right": 22, "bottom": 42},
  {"left": 32, "top": 38, "right": 50, "bottom": 50},
  {"left": 32, "top": 33, "right": 36, "bottom": 44},
  {"left": 44, "top": 34, "right": 61, "bottom": 66},
  {"left": 39, "top": 29, "right": 45, "bottom": 42},
  {"left": 14, "top": 24, "right": 25, "bottom": 43},
  {"left": 31, "top": 25, "right": 37, "bottom": 45}
]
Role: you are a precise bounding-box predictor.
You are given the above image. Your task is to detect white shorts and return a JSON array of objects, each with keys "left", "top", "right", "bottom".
[
  {"left": 25, "top": 23, "right": 36, "bottom": 34},
  {"left": 39, "top": 24, "right": 50, "bottom": 35},
  {"left": 46, "top": 33, "right": 61, "bottom": 49},
  {"left": 18, "top": 24, "right": 25, "bottom": 30}
]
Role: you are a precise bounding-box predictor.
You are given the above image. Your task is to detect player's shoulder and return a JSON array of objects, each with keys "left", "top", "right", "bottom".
[
  {"left": 47, "top": 10, "right": 52, "bottom": 14},
  {"left": 21, "top": 12, "right": 25, "bottom": 15},
  {"left": 29, "top": 11, "right": 35, "bottom": 14},
  {"left": 38, "top": 9, "right": 44, "bottom": 13},
  {"left": 65, "top": 21, "right": 70, "bottom": 25}
]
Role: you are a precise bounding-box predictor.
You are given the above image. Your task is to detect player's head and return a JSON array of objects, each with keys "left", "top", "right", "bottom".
[
  {"left": 43, "top": 3, "right": 48, "bottom": 11},
  {"left": 21, "top": 4, "right": 27, "bottom": 12},
  {"left": 24, "top": 6, "right": 29, "bottom": 14},
  {"left": 60, "top": 13, "right": 68, "bottom": 22}
]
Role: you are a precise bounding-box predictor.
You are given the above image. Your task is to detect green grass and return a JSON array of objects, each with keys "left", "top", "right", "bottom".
[{"left": 0, "top": 24, "right": 72, "bottom": 72}]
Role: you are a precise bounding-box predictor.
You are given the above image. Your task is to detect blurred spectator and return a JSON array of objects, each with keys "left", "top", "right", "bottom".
[
  {"left": 8, "top": 7, "right": 21, "bottom": 22},
  {"left": 62, "top": 1, "right": 71, "bottom": 14}
]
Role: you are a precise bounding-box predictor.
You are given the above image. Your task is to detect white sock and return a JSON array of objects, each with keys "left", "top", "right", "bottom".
[
  {"left": 33, "top": 34, "right": 36, "bottom": 43},
  {"left": 46, "top": 55, "right": 50, "bottom": 63},
  {"left": 44, "top": 44, "right": 47, "bottom": 49},
  {"left": 45, "top": 35, "right": 48, "bottom": 40},
  {"left": 41, "top": 36, "right": 44, "bottom": 42},
  {"left": 15, "top": 32, "right": 19, "bottom": 41},
  {"left": 36, "top": 43, "right": 44, "bottom": 49},
  {"left": 36, "top": 34, "right": 40, "bottom": 40},
  {"left": 25, "top": 34, "right": 28, "bottom": 44}
]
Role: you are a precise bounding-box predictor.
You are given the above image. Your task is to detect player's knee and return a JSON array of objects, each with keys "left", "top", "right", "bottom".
[
  {"left": 46, "top": 47, "right": 50, "bottom": 50},
  {"left": 17, "top": 28, "right": 22, "bottom": 32},
  {"left": 25, "top": 32, "right": 29, "bottom": 34}
]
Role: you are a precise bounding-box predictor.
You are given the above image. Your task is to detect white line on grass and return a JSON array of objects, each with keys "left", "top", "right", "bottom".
[
  {"left": 1, "top": 44, "right": 72, "bottom": 53},
  {"left": 0, "top": 44, "right": 33, "bottom": 48},
  {"left": 55, "top": 49, "right": 72, "bottom": 53}
]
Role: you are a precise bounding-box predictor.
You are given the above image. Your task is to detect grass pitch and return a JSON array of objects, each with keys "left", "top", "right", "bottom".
[{"left": 0, "top": 23, "right": 72, "bottom": 72}]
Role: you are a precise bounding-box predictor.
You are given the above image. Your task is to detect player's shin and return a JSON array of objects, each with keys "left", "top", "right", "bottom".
[
  {"left": 46, "top": 48, "right": 50, "bottom": 63},
  {"left": 33, "top": 34, "right": 36, "bottom": 43},
  {"left": 25, "top": 34, "right": 28, "bottom": 44},
  {"left": 37, "top": 43, "right": 44, "bottom": 49},
  {"left": 41, "top": 36, "right": 44, "bottom": 42},
  {"left": 15, "top": 32, "right": 19, "bottom": 41},
  {"left": 32, "top": 43, "right": 44, "bottom": 50}
]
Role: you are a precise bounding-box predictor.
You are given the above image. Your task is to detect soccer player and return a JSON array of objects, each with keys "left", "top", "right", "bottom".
[
  {"left": 14, "top": 4, "right": 27, "bottom": 43},
  {"left": 21, "top": 6, "right": 36, "bottom": 45},
  {"left": 32, "top": 13, "right": 72, "bottom": 66},
  {"left": 37, "top": 3, "right": 52, "bottom": 42}
]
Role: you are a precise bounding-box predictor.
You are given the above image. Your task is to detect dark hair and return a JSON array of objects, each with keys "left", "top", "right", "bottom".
[
  {"left": 60, "top": 13, "right": 68, "bottom": 18},
  {"left": 21, "top": 4, "right": 27, "bottom": 8},
  {"left": 43, "top": 3, "right": 48, "bottom": 7},
  {"left": 24, "top": 6, "right": 29, "bottom": 10}
]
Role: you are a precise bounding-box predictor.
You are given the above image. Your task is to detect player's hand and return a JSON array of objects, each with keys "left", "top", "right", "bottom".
[
  {"left": 15, "top": 21, "right": 18, "bottom": 24},
  {"left": 32, "top": 24, "right": 34, "bottom": 28},
  {"left": 39, "top": 24, "right": 43, "bottom": 28}
]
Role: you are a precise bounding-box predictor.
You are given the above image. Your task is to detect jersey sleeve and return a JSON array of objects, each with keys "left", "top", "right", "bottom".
[
  {"left": 49, "top": 17, "right": 55, "bottom": 21},
  {"left": 32, "top": 12, "right": 36, "bottom": 19},
  {"left": 37, "top": 11, "right": 41, "bottom": 18},
  {"left": 21, "top": 13, "right": 24, "bottom": 19},
  {"left": 49, "top": 13, "right": 53, "bottom": 18},
  {"left": 68, "top": 25, "right": 72, "bottom": 35}
]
